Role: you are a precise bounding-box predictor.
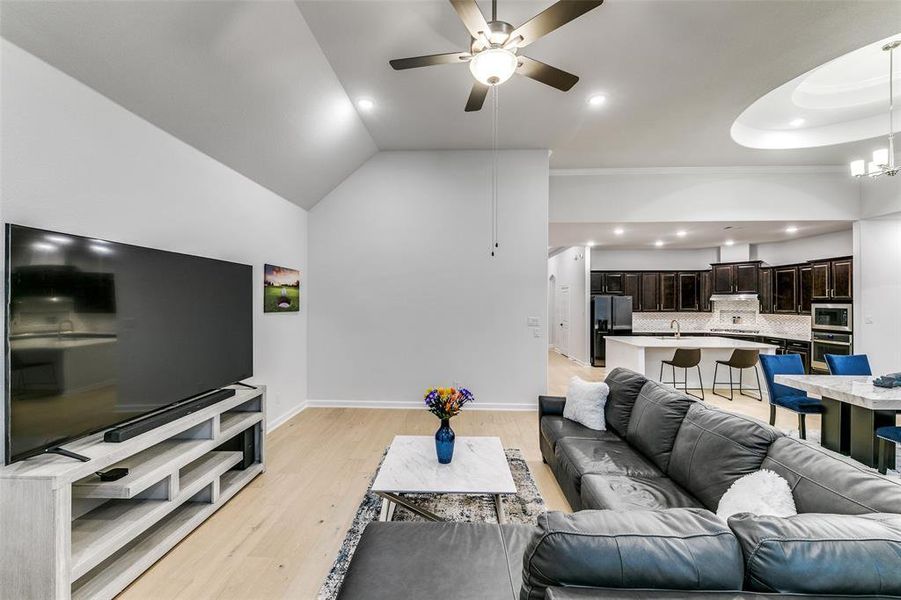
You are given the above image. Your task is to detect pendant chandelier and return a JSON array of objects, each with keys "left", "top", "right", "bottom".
[{"left": 850, "top": 40, "right": 900, "bottom": 178}]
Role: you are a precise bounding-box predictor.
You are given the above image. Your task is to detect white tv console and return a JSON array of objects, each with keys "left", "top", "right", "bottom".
[{"left": 0, "top": 385, "right": 266, "bottom": 600}]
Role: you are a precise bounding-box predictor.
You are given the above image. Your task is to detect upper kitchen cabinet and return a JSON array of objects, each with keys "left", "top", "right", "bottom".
[
  {"left": 678, "top": 272, "right": 700, "bottom": 311},
  {"left": 773, "top": 266, "right": 800, "bottom": 313},
  {"left": 758, "top": 267, "right": 773, "bottom": 314},
  {"left": 711, "top": 261, "right": 762, "bottom": 294},
  {"left": 799, "top": 265, "right": 813, "bottom": 313},
  {"left": 810, "top": 257, "right": 853, "bottom": 302},
  {"left": 623, "top": 273, "right": 641, "bottom": 311},
  {"left": 640, "top": 272, "right": 661, "bottom": 311},
  {"left": 699, "top": 270, "right": 712, "bottom": 312},
  {"left": 591, "top": 272, "right": 625, "bottom": 295},
  {"left": 660, "top": 272, "right": 678, "bottom": 311}
]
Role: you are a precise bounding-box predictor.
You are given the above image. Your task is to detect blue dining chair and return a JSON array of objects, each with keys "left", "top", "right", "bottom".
[
  {"left": 876, "top": 427, "right": 900, "bottom": 475},
  {"left": 825, "top": 354, "right": 873, "bottom": 376},
  {"left": 759, "top": 354, "right": 824, "bottom": 440}
]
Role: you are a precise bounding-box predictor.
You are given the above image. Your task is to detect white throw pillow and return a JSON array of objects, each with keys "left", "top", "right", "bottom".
[
  {"left": 716, "top": 469, "right": 797, "bottom": 520},
  {"left": 563, "top": 376, "right": 609, "bottom": 431}
]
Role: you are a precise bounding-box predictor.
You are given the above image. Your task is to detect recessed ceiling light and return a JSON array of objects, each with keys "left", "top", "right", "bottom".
[
  {"left": 724, "top": 239, "right": 735, "bottom": 246},
  {"left": 676, "top": 230, "right": 687, "bottom": 237},
  {"left": 654, "top": 240, "right": 664, "bottom": 247},
  {"left": 588, "top": 94, "right": 607, "bottom": 107},
  {"left": 357, "top": 98, "right": 374, "bottom": 111},
  {"left": 789, "top": 118, "right": 806, "bottom": 127},
  {"left": 785, "top": 225, "right": 799, "bottom": 234},
  {"left": 613, "top": 227, "right": 624, "bottom": 235},
  {"left": 586, "top": 241, "right": 596, "bottom": 247}
]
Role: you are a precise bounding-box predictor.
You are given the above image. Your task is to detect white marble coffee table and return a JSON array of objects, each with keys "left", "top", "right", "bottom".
[{"left": 371, "top": 435, "right": 517, "bottom": 524}]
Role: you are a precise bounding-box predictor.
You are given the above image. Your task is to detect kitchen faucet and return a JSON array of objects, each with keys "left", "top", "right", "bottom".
[
  {"left": 57, "top": 319, "right": 75, "bottom": 339},
  {"left": 670, "top": 319, "right": 681, "bottom": 339}
]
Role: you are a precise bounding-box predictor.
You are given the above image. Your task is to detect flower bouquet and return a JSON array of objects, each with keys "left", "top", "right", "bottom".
[{"left": 423, "top": 387, "right": 475, "bottom": 464}]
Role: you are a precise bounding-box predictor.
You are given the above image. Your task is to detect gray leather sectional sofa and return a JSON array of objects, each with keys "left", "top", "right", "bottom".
[{"left": 336, "top": 368, "right": 901, "bottom": 600}]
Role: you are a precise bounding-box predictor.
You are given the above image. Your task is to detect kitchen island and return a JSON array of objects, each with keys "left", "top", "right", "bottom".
[{"left": 606, "top": 336, "right": 778, "bottom": 399}]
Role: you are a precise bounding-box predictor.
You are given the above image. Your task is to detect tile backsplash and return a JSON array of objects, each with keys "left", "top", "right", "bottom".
[{"left": 633, "top": 298, "right": 811, "bottom": 341}]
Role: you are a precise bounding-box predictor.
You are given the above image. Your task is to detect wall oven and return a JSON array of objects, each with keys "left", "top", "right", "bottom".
[
  {"left": 810, "top": 331, "right": 853, "bottom": 372},
  {"left": 811, "top": 303, "right": 852, "bottom": 333}
]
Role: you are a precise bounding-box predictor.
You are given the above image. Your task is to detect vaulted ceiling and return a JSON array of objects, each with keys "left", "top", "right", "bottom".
[{"left": 2, "top": 1, "right": 898, "bottom": 210}]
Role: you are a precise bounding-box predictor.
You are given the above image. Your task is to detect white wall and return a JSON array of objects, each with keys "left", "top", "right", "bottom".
[
  {"left": 853, "top": 214, "right": 901, "bottom": 376},
  {"left": 1, "top": 41, "right": 308, "bottom": 437},
  {"left": 308, "top": 150, "right": 549, "bottom": 410},
  {"left": 550, "top": 168, "right": 861, "bottom": 223},
  {"left": 591, "top": 248, "right": 719, "bottom": 271},
  {"left": 753, "top": 230, "right": 853, "bottom": 265},
  {"left": 547, "top": 247, "right": 589, "bottom": 364}
]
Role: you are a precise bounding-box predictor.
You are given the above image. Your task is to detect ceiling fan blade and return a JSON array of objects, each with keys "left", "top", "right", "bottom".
[
  {"left": 449, "top": 0, "right": 490, "bottom": 40},
  {"left": 389, "top": 52, "right": 471, "bottom": 70},
  {"left": 465, "top": 82, "right": 490, "bottom": 112},
  {"left": 509, "top": 0, "right": 604, "bottom": 49},
  {"left": 516, "top": 56, "right": 579, "bottom": 91}
]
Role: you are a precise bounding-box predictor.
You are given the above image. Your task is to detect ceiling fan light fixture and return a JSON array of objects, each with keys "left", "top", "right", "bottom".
[{"left": 469, "top": 48, "right": 518, "bottom": 86}]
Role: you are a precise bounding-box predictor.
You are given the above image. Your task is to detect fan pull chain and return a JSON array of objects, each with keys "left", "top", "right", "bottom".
[{"left": 491, "top": 84, "right": 499, "bottom": 257}]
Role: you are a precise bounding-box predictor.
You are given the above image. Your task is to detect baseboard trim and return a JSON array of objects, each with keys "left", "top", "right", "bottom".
[
  {"left": 305, "top": 399, "right": 538, "bottom": 412},
  {"left": 266, "top": 400, "right": 309, "bottom": 433}
]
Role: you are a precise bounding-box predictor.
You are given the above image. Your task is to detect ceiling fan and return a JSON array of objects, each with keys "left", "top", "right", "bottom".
[{"left": 389, "top": 0, "right": 603, "bottom": 112}]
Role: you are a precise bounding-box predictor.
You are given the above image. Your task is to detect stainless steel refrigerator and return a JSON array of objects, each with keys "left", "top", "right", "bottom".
[{"left": 591, "top": 295, "right": 633, "bottom": 367}]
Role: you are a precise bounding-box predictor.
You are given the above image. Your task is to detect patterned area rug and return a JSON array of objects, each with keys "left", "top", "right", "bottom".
[{"left": 317, "top": 448, "right": 545, "bottom": 600}]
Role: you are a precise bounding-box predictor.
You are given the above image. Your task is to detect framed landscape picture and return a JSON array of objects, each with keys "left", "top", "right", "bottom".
[{"left": 264, "top": 264, "right": 300, "bottom": 313}]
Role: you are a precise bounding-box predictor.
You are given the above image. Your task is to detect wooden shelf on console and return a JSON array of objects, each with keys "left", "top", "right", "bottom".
[
  {"left": 220, "top": 410, "right": 264, "bottom": 441},
  {"left": 72, "top": 463, "right": 263, "bottom": 600},
  {"left": 70, "top": 451, "right": 242, "bottom": 580}
]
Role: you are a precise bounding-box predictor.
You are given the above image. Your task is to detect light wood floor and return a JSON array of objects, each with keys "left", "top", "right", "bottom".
[{"left": 121, "top": 350, "right": 878, "bottom": 599}]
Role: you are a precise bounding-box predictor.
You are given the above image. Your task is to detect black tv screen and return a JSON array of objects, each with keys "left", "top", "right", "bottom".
[{"left": 5, "top": 225, "right": 253, "bottom": 463}]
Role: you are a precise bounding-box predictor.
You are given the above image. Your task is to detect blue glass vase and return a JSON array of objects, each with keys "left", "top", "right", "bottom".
[{"left": 435, "top": 418, "right": 455, "bottom": 464}]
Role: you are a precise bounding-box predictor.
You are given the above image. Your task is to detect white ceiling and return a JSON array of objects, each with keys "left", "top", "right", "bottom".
[
  {"left": 2, "top": 1, "right": 898, "bottom": 211},
  {"left": 549, "top": 220, "right": 852, "bottom": 249},
  {"left": 733, "top": 33, "right": 901, "bottom": 150},
  {"left": 0, "top": 0, "right": 377, "bottom": 210},
  {"left": 298, "top": 0, "right": 901, "bottom": 168}
]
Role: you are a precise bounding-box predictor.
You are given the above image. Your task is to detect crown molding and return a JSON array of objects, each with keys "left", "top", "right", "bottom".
[{"left": 550, "top": 165, "right": 848, "bottom": 176}]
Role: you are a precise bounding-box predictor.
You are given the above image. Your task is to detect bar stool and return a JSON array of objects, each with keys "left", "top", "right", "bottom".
[
  {"left": 712, "top": 349, "right": 762, "bottom": 401},
  {"left": 659, "top": 348, "right": 704, "bottom": 401}
]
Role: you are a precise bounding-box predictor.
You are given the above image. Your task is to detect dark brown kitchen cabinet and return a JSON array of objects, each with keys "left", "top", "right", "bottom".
[
  {"left": 810, "top": 257, "right": 853, "bottom": 302},
  {"left": 785, "top": 341, "right": 811, "bottom": 374},
  {"left": 640, "top": 272, "right": 660, "bottom": 311},
  {"left": 660, "top": 273, "right": 678, "bottom": 311},
  {"left": 711, "top": 261, "right": 761, "bottom": 294},
  {"left": 799, "top": 265, "right": 812, "bottom": 314},
  {"left": 699, "top": 270, "right": 712, "bottom": 312},
  {"left": 624, "top": 273, "right": 641, "bottom": 311},
  {"left": 759, "top": 268, "right": 773, "bottom": 314},
  {"left": 774, "top": 266, "right": 799, "bottom": 313},
  {"left": 712, "top": 264, "right": 734, "bottom": 294},
  {"left": 831, "top": 259, "right": 852, "bottom": 301},
  {"left": 811, "top": 261, "right": 831, "bottom": 300},
  {"left": 678, "top": 272, "right": 700, "bottom": 311},
  {"left": 591, "top": 272, "right": 625, "bottom": 295}
]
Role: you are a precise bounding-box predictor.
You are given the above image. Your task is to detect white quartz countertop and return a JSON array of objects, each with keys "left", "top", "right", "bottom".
[
  {"left": 775, "top": 375, "right": 901, "bottom": 410},
  {"left": 607, "top": 336, "right": 778, "bottom": 350},
  {"left": 635, "top": 330, "right": 811, "bottom": 343}
]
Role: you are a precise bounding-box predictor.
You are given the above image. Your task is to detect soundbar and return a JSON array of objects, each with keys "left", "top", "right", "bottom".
[{"left": 103, "top": 388, "right": 237, "bottom": 443}]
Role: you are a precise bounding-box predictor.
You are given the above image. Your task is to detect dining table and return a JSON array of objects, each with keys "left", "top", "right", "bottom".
[{"left": 774, "top": 374, "right": 901, "bottom": 469}]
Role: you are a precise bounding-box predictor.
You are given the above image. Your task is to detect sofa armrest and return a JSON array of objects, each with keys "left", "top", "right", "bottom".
[
  {"left": 520, "top": 510, "right": 743, "bottom": 600},
  {"left": 538, "top": 395, "right": 566, "bottom": 419}
]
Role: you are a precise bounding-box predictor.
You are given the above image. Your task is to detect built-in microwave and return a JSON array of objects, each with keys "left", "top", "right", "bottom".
[{"left": 811, "top": 303, "right": 852, "bottom": 333}]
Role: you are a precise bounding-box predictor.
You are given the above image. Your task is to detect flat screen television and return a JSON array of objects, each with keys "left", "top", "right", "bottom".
[{"left": 4, "top": 225, "right": 253, "bottom": 464}]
